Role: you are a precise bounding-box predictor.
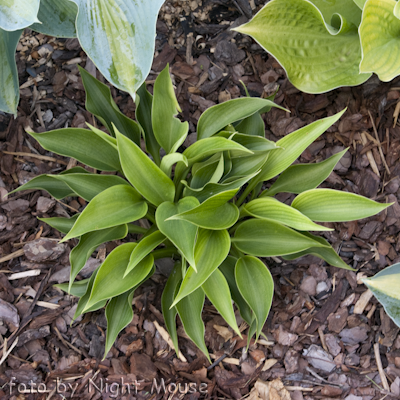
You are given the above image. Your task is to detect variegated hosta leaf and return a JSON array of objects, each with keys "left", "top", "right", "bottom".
[
  {"left": 359, "top": 0, "right": 400, "bottom": 81},
  {"left": 234, "top": 0, "right": 371, "bottom": 93},
  {"left": 363, "top": 263, "right": 400, "bottom": 327},
  {"left": 30, "top": 0, "right": 78, "bottom": 38},
  {"left": 0, "top": 0, "right": 40, "bottom": 31},
  {"left": 0, "top": 28, "right": 21, "bottom": 116},
  {"left": 70, "top": 0, "right": 165, "bottom": 98}
]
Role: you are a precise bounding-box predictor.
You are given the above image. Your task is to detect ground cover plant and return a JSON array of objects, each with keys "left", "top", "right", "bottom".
[
  {"left": 0, "top": 0, "right": 164, "bottom": 115},
  {"left": 14, "top": 65, "right": 391, "bottom": 360},
  {"left": 235, "top": 0, "right": 400, "bottom": 93}
]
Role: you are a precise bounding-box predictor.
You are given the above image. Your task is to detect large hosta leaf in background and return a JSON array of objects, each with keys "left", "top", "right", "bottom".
[
  {"left": 363, "top": 263, "right": 400, "bottom": 327},
  {"left": 0, "top": 29, "right": 21, "bottom": 116},
  {"left": 234, "top": 0, "right": 370, "bottom": 93},
  {"left": 0, "top": 0, "right": 40, "bottom": 31},
  {"left": 30, "top": 0, "right": 78, "bottom": 38},
  {"left": 70, "top": 0, "right": 164, "bottom": 98},
  {"left": 359, "top": 0, "right": 400, "bottom": 82}
]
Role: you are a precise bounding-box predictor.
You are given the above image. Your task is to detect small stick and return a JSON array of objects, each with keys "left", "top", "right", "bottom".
[
  {"left": 361, "top": 132, "right": 380, "bottom": 176},
  {"left": 374, "top": 342, "right": 390, "bottom": 391},
  {"left": 0, "top": 337, "right": 18, "bottom": 366},
  {"left": 354, "top": 289, "right": 374, "bottom": 315},
  {"left": 0, "top": 249, "right": 24, "bottom": 264},
  {"left": 369, "top": 111, "right": 390, "bottom": 175},
  {"left": 393, "top": 101, "right": 400, "bottom": 127},
  {"left": 285, "top": 386, "right": 313, "bottom": 392},
  {"left": 318, "top": 326, "right": 328, "bottom": 352},
  {"left": 8, "top": 269, "right": 41, "bottom": 280},
  {"left": 153, "top": 320, "right": 187, "bottom": 362},
  {"left": 367, "top": 304, "right": 377, "bottom": 319},
  {"left": 1, "top": 150, "right": 68, "bottom": 165}
]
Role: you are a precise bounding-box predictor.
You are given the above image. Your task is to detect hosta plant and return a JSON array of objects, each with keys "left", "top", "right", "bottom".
[
  {"left": 235, "top": 0, "right": 400, "bottom": 93},
  {"left": 15, "top": 65, "right": 391, "bottom": 359},
  {"left": 0, "top": 0, "right": 164, "bottom": 115}
]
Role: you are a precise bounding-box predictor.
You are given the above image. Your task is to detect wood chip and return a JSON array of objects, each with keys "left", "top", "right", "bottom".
[
  {"left": 374, "top": 342, "right": 390, "bottom": 391},
  {"left": 8, "top": 269, "right": 41, "bottom": 280},
  {"left": 262, "top": 358, "right": 278, "bottom": 371},
  {"left": 354, "top": 289, "right": 374, "bottom": 315},
  {"left": 210, "top": 353, "right": 240, "bottom": 365},
  {"left": 361, "top": 132, "right": 380, "bottom": 177},
  {"left": 27, "top": 300, "right": 60, "bottom": 310},
  {"left": 153, "top": 320, "right": 187, "bottom": 363},
  {"left": 0, "top": 249, "right": 25, "bottom": 264}
]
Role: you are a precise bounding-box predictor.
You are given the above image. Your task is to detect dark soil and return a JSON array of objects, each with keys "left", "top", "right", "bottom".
[{"left": 1, "top": 1, "right": 400, "bottom": 399}]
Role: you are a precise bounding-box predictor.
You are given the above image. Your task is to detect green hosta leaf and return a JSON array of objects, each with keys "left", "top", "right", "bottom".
[
  {"left": 161, "top": 262, "right": 182, "bottom": 355},
  {"left": 354, "top": 0, "right": 367, "bottom": 9},
  {"left": 30, "top": 0, "right": 77, "bottom": 38},
  {"left": 262, "top": 149, "right": 348, "bottom": 196},
  {"left": 191, "top": 154, "right": 224, "bottom": 189},
  {"left": 219, "top": 256, "right": 253, "bottom": 324},
  {"left": 235, "top": 0, "right": 370, "bottom": 93},
  {"left": 85, "top": 243, "right": 154, "bottom": 309},
  {"left": 363, "top": 263, "right": 400, "bottom": 326},
  {"left": 137, "top": 83, "right": 160, "bottom": 165},
  {"left": 242, "top": 197, "right": 332, "bottom": 231},
  {"left": 169, "top": 190, "right": 239, "bottom": 230},
  {"left": 70, "top": 225, "right": 128, "bottom": 291},
  {"left": 310, "top": 0, "right": 362, "bottom": 26},
  {"left": 39, "top": 215, "right": 79, "bottom": 234},
  {"left": 55, "top": 173, "right": 130, "bottom": 202},
  {"left": 160, "top": 154, "right": 188, "bottom": 178},
  {"left": 202, "top": 269, "right": 241, "bottom": 336},
  {"left": 86, "top": 124, "right": 117, "bottom": 147},
  {"left": 104, "top": 289, "right": 135, "bottom": 358},
  {"left": 0, "top": 0, "right": 40, "bottom": 31},
  {"left": 257, "top": 110, "right": 345, "bottom": 183},
  {"left": 152, "top": 65, "right": 189, "bottom": 153},
  {"left": 359, "top": 0, "right": 400, "bottom": 81},
  {"left": 235, "top": 112, "right": 265, "bottom": 137},
  {"left": 70, "top": 0, "right": 164, "bottom": 98},
  {"left": 116, "top": 129, "right": 175, "bottom": 206},
  {"left": 197, "top": 97, "right": 285, "bottom": 140},
  {"left": 224, "top": 153, "right": 269, "bottom": 181},
  {"left": 217, "top": 131, "right": 279, "bottom": 154},
  {"left": 79, "top": 67, "right": 141, "bottom": 145},
  {"left": 124, "top": 230, "right": 166, "bottom": 276},
  {"left": 282, "top": 232, "right": 354, "bottom": 270},
  {"left": 395, "top": 1, "right": 400, "bottom": 18},
  {"left": 232, "top": 219, "right": 327, "bottom": 257},
  {"left": 155, "top": 197, "right": 199, "bottom": 269},
  {"left": 176, "top": 288, "right": 210, "bottom": 361},
  {"left": 55, "top": 278, "right": 90, "bottom": 298},
  {"left": 235, "top": 256, "right": 273, "bottom": 340},
  {"left": 0, "top": 29, "right": 22, "bottom": 115},
  {"left": 291, "top": 189, "right": 391, "bottom": 222},
  {"left": 62, "top": 185, "right": 147, "bottom": 241},
  {"left": 29, "top": 128, "right": 121, "bottom": 171},
  {"left": 183, "top": 172, "right": 260, "bottom": 203},
  {"left": 172, "top": 229, "right": 230, "bottom": 306}
]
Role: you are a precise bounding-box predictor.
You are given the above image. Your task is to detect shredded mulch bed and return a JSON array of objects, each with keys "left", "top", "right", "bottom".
[{"left": 1, "top": 1, "right": 400, "bottom": 399}]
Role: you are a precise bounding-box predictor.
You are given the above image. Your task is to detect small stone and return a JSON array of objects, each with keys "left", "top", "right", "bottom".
[
  {"left": 300, "top": 275, "right": 317, "bottom": 296},
  {"left": 36, "top": 196, "right": 55, "bottom": 213},
  {"left": 316, "top": 281, "right": 329, "bottom": 294}
]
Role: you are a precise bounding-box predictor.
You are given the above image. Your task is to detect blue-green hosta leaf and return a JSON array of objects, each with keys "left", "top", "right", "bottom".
[
  {"left": 104, "top": 289, "right": 135, "bottom": 358},
  {"left": 30, "top": 0, "right": 78, "bottom": 38},
  {"left": 242, "top": 197, "right": 332, "bottom": 231},
  {"left": 235, "top": 256, "right": 274, "bottom": 340},
  {"left": 176, "top": 288, "right": 210, "bottom": 361},
  {"left": 85, "top": 243, "right": 154, "bottom": 310},
  {"left": 79, "top": 67, "right": 141, "bottom": 145},
  {"left": 256, "top": 110, "right": 345, "bottom": 183},
  {"left": 197, "top": 97, "right": 285, "bottom": 140},
  {"left": 202, "top": 269, "right": 241, "bottom": 336},
  {"left": 262, "top": 149, "right": 348, "bottom": 196},
  {"left": 39, "top": 215, "right": 79, "bottom": 235},
  {"left": 234, "top": 0, "right": 370, "bottom": 93},
  {"left": 137, "top": 83, "right": 160, "bottom": 165},
  {"left": 155, "top": 197, "right": 199, "bottom": 269},
  {"left": 152, "top": 65, "right": 189, "bottom": 153},
  {"left": 124, "top": 230, "right": 166, "bottom": 276},
  {"left": 291, "top": 189, "right": 391, "bottom": 222},
  {"left": 0, "top": 29, "right": 22, "bottom": 115},
  {"left": 116, "top": 129, "right": 175, "bottom": 206},
  {"left": 282, "top": 232, "right": 354, "bottom": 270},
  {"left": 55, "top": 278, "right": 90, "bottom": 298},
  {"left": 219, "top": 256, "right": 253, "bottom": 325},
  {"left": 161, "top": 262, "right": 182, "bottom": 355},
  {"left": 70, "top": 0, "right": 164, "bottom": 98},
  {"left": 69, "top": 225, "right": 128, "bottom": 291},
  {"left": 160, "top": 153, "right": 188, "bottom": 178},
  {"left": 29, "top": 128, "right": 121, "bottom": 171},
  {"left": 62, "top": 185, "right": 147, "bottom": 241},
  {"left": 359, "top": 0, "right": 400, "bottom": 81},
  {"left": 363, "top": 263, "right": 400, "bottom": 327},
  {"left": 172, "top": 229, "right": 230, "bottom": 306},
  {"left": 54, "top": 173, "right": 130, "bottom": 202},
  {"left": 169, "top": 190, "right": 239, "bottom": 230},
  {"left": 0, "top": 0, "right": 40, "bottom": 31},
  {"left": 232, "top": 219, "right": 328, "bottom": 257}
]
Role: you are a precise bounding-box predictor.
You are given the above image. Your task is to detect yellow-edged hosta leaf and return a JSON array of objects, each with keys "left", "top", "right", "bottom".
[
  {"left": 61, "top": 185, "right": 147, "bottom": 241},
  {"left": 242, "top": 197, "right": 332, "bottom": 231},
  {"left": 70, "top": 0, "right": 164, "bottom": 98},
  {"left": 291, "top": 189, "right": 391, "bottom": 222},
  {"left": 359, "top": 0, "right": 400, "bottom": 81}
]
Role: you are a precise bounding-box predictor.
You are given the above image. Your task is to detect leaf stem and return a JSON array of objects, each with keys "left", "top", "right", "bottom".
[
  {"left": 153, "top": 247, "right": 177, "bottom": 260},
  {"left": 128, "top": 224, "right": 148, "bottom": 235}
]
